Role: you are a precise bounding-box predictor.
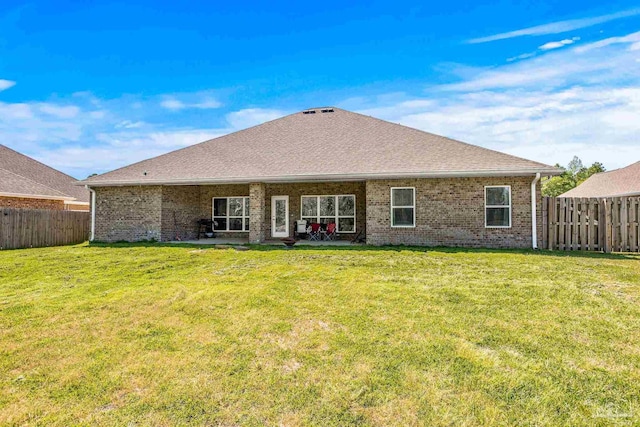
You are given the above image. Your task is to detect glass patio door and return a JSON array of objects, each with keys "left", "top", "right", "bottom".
[{"left": 271, "top": 196, "right": 289, "bottom": 238}]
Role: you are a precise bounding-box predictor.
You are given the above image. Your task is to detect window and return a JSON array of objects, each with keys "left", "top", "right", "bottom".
[
  {"left": 300, "top": 195, "right": 356, "bottom": 233},
  {"left": 391, "top": 187, "right": 415, "bottom": 227},
  {"left": 485, "top": 186, "right": 511, "bottom": 228},
  {"left": 212, "top": 197, "right": 250, "bottom": 232}
]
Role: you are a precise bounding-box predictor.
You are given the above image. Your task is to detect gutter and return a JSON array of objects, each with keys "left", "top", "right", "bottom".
[
  {"left": 86, "top": 186, "right": 96, "bottom": 242},
  {"left": 78, "top": 168, "right": 564, "bottom": 187},
  {"left": 531, "top": 173, "right": 541, "bottom": 249}
]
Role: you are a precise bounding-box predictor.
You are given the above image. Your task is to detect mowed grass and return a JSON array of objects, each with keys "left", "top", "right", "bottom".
[{"left": 0, "top": 243, "right": 639, "bottom": 426}]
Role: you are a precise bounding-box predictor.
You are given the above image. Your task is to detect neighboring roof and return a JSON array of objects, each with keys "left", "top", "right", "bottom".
[
  {"left": 560, "top": 161, "right": 640, "bottom": 198},
  {"left": 83, "top": 107, "right": 562, "bottom": 186},
  {"left": 0, "top": 144, "right": 90, "bottom": 203},
  {"left": 0, "top": 169, "right": 73, "bottom": 200}
]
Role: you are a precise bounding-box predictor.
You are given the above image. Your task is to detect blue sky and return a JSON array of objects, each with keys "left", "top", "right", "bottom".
[{"left": 1, "top": 1, "right": 639, "bottom": 178}]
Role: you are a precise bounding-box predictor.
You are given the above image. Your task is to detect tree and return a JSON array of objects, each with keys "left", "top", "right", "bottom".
[
  {"left": 576, "top": 162, "right": 605, "bottom": 184},
  {"left": 542, "top": 156, "right": 606, "bottom": 197}
]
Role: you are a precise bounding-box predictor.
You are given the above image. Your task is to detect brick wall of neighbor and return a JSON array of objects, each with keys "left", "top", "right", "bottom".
[
  {"left": 365, "top": 177, "right": 541, "bottom": 248},
  {"left": 160, "top": 186, "right": 201, "bottom": 241},
  {"left": 0, "top": 196, "right": 65, "bottom": 210},
  {"left": 264, "top": 182, "right": 366, "bottom": 239},
  {"left": 64, "top": 202, "right": 90, "bottom": 212},
  {"left": 94, "top": 186, "right": 163, "bottom": 242}
]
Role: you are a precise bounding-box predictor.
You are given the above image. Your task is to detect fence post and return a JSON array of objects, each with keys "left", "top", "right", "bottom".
[
  {"left": 549, "top": 197, "right": 557, "bottom": 250},
  {"left": 604, "top": 198, "right": 613, "bottom": 253},
  {"left": 542, "top": 197, "right": 548, "bottom": 250},
  {"left": 620, "top": 197, "right": 628, "bottom": 252}
]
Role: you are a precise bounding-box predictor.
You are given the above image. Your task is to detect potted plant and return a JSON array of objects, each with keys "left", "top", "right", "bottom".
[{"left": 281, "top": 237, "right": 296, "bottom": 247}]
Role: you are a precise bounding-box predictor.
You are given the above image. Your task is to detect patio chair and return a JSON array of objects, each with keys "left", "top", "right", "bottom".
[
  {"left": 322, "top": 222, "right": 337, "bottom": 241},
  {"left": 196, "top": 219, "right": 216, "bottom": 239},
  {"left": 308, "top": 223, "right": 322, "bottom": 241},
  {"left": 294, "top": 220, "right": 308, "bottom": 239}
]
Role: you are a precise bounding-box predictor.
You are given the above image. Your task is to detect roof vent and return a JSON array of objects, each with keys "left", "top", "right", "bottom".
[
  {"left": 302, "top": 110, "right": 316, "bottom": 115},
  {"left": 321, "top": 108, "right": 334, "bottom": 113}
]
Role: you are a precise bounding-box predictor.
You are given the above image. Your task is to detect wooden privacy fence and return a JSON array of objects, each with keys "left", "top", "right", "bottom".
[
  {"left": 0, "top": 208, "right": 90, "bottom": 250},
  {"left": 543, "top": 197, "right": 640, "bottom": 253}
]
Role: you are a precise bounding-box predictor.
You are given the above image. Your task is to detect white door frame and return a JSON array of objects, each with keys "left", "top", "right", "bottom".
[{"left": 271, "top": 195, "right": 289, "bottom": 238}]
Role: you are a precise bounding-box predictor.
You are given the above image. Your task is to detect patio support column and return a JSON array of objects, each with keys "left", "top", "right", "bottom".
[{"left": 249, "top": 182, "right": 266, "bottom": 243}]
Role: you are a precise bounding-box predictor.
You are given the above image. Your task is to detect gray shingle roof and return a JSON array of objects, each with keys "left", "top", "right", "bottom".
[
  {"left": 560, "top": 161, "right": 640, "bottom": 198},
  {"left": 0, "top": 144, "right": 89, "bottom": 202},
  {"left": 0, "top": 168, "right": 71, "bottom": 199},
  {"left": 84, "top": 107, "right": 561, "bottom": 186}
]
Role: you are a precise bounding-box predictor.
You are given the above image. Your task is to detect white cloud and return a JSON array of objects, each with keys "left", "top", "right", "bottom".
[
  {"left": 468, "top": 8, "right": 640, "bottom": 43},
  {"left": 0, "top": 102, "right": 33, "bottom": 119},
  {"left": 115, "top": 120, "right": 145, "bottom": 129},
  {"left": 574, "top": 31, "right": 640, "bottom": 52},
  {"left": 507, "top": 52, "right": 535, "bottom": 62},
  {"left": 355, "top": 31, "right": 640, "bottom": 170},
  {"left": 441, "top": 33, "right": 638, "bottom": 92},
  {"left": 0, "top": 92, "right": 243, "bottom": 178},
  {"left": 192, "top": 98, "right": 222, "bottom": 109},
  {"left": 225, "top": 108, "right": 286, "bottom": 129},
  {"left": 159, "top": 93, "right": 222, "bottom": 111},
  {"left": 160, "top": 97, "right": 186, "bottom": 110},
  {"left": 0, "top": 79, "right": 16, "bottom": 91},
  {"left": 539, "top": 37, "right": 580, "bottom": 51},
  {"left": 39, "top": 104, "right": 80, "bottom": 118},
  {"left": 359, "top": 87, "right": 640, "bottom": 170}
]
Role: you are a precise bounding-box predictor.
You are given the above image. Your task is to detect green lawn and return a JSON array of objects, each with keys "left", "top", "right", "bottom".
[{"left": 1, "top": 243, "right": 639, "bottom": 426}]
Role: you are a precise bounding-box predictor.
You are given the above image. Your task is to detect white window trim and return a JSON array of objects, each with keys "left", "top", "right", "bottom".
[
  {"left": 484, "top": 185, "right": 512, "bottom": 229},
  {"left": 212, "top": 196, "right": 250, "bottom": 232},
  {"left": 299, "top": 194, "right": 357, "bottom": 233},
  {"left": 390, "top": 187, "right": 416, "bottom": 228}
]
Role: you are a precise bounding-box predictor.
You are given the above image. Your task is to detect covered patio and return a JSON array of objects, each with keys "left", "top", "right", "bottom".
[{"left": 157, "top": 181, "right": 366, "bottom": 244}]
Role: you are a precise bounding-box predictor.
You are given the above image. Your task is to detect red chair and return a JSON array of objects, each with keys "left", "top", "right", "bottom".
[
  {"left": 308, "top": 223, "right": 322, "bottom": 241},
  {"left": 323, "top": 222, "right": 337, "bottom": 241}
]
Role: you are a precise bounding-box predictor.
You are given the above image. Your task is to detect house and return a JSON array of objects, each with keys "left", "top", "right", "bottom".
[
  {"left": 82, "top": 107, "right": 562, "bottom": 248},
  {"left": 559, "top": 161, "right": 640, "bottom": 198},
  {"left": 0, "top": 144, "right": 90, "bottom": 211}
]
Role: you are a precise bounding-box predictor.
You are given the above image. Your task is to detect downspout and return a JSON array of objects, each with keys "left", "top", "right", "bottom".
[
  {"left": 86, "top": 186, "right": 96, "bottom": 242},
  {"left": 531, "top": 173, "right": 541, "bottom": 249}
]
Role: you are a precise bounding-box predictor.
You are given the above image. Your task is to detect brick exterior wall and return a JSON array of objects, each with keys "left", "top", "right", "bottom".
[
  {"left": 365, "top": 177, "right": 541, "bottom": 248},
  {"left": 94, "top": 186, "right": 163, "bottom": 242},
  {"left": 0, "top": 196, "right": 64, "bottom": 210},
  {"left": 249, "top": 183, "right": 266, "bottom": 243},
  {"left": 92, "top": 177, "right": 541, "bottom": 248},
  {"left": 160, "top": 186, "right": 201, "bottom": 241}
]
